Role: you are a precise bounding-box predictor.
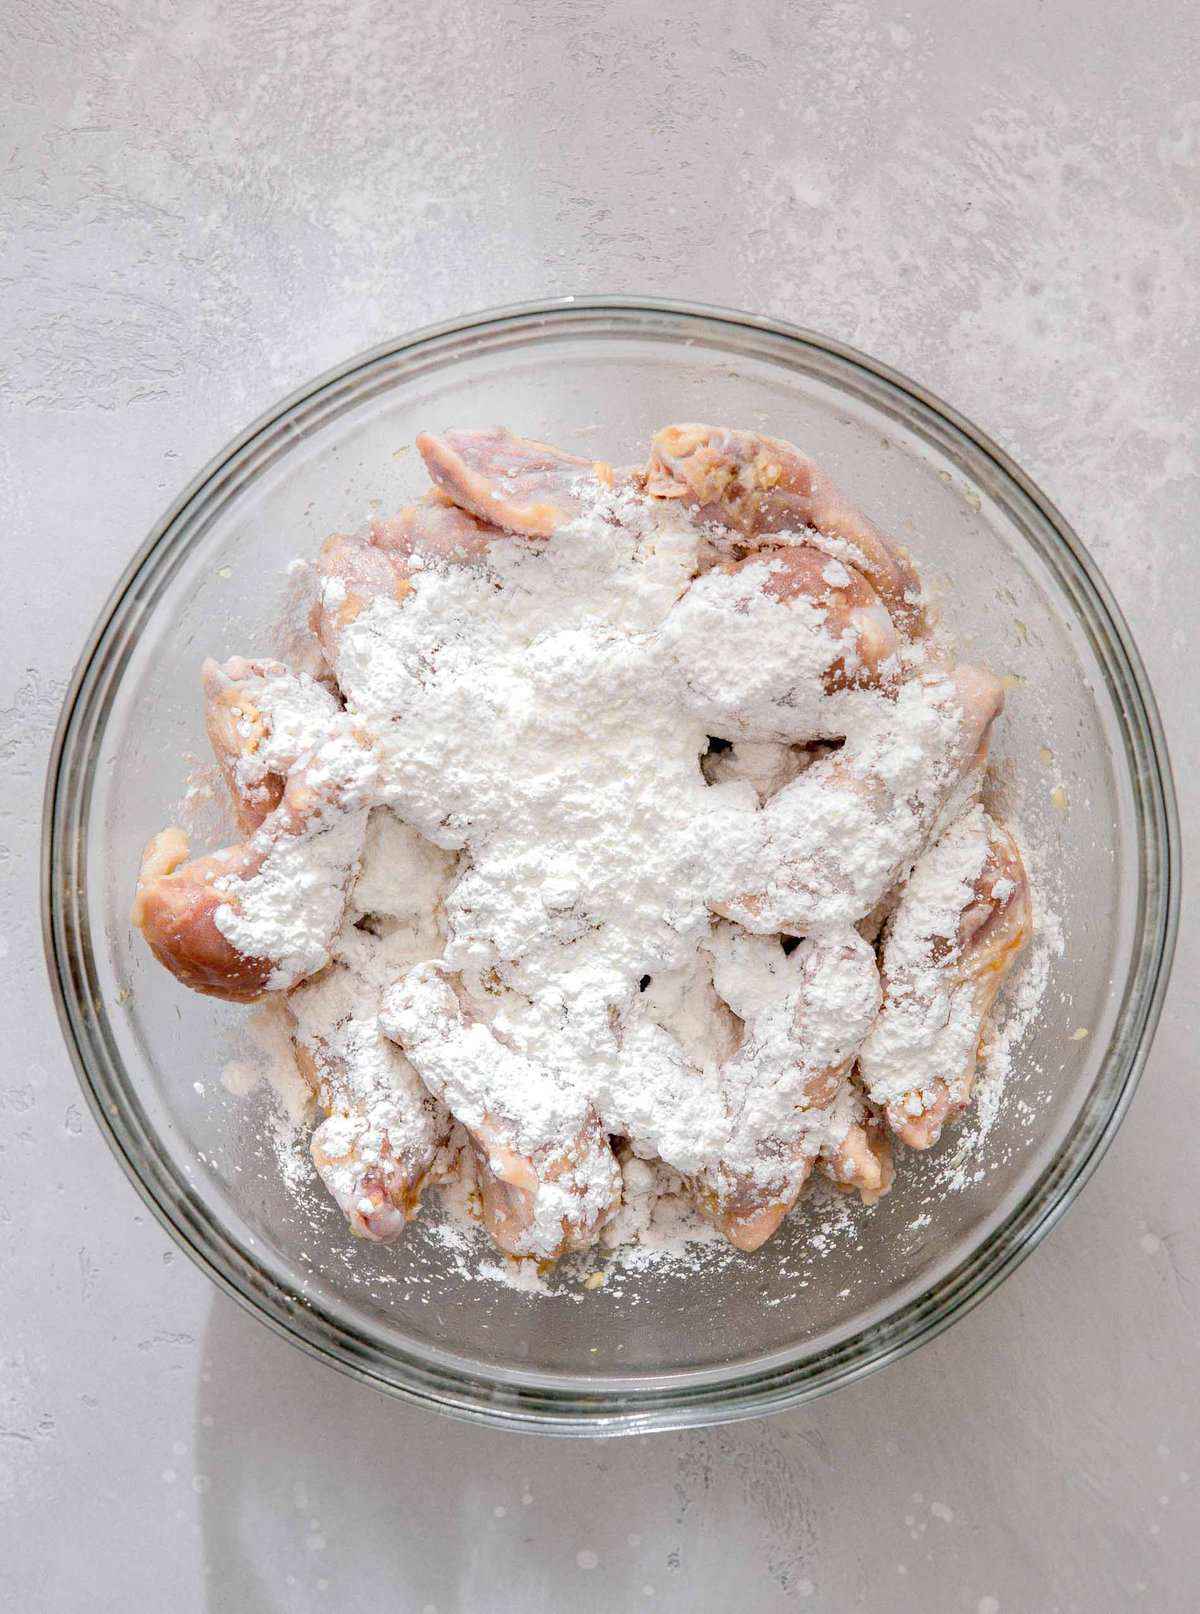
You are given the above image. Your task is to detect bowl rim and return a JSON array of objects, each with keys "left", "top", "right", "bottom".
[{"left": 42, "top": 293, "right": 1180, "bottom": 1436}]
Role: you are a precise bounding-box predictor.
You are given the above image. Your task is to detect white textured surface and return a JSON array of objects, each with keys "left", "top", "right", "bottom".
[{"left": 3, "top": 1, "right": 1198, "bottom": 1608}]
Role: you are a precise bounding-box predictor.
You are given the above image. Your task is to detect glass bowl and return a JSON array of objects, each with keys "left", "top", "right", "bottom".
[{"left": 43, "top": 298, "right": 1178, "bottom": 1435}]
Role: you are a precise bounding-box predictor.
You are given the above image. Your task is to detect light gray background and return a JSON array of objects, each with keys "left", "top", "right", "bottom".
[{"left": 3, "top": 2, "right": 1197, "bottom": 1609}]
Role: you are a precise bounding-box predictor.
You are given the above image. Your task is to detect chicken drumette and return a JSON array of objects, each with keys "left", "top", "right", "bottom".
[
  {"left": 859, "top": 805, "right": 1032, "bottom": 1149},
  {"left": 645, "top": 422, "right": 924, "bottom": 632}
]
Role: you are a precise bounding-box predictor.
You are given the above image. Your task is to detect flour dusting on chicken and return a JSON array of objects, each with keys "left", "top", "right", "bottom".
[{"left": 133, "top": 423, "right": 1037, "bottom": 1265}]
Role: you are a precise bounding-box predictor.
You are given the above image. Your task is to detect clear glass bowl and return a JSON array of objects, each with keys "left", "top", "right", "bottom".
[{"left": 43, "top": 298, "right": 1178, "bottom": 1435}]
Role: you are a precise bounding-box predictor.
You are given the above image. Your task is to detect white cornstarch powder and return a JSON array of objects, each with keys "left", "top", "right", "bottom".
[{"left": 194, "top": 454, "right": 1044, "bottom": 1268}]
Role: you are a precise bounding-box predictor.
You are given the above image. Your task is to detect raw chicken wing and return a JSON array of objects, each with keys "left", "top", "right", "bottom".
[
  {"left": 417, "top": 426, "right": 615, "bottom": 537},
  {"left": 606, "top": 927, "right": 882, "bottom": 1252},
  {"left": 714, "top": 664, "right": 1004, "bottom": 931},
  {"left": 658, "top": 543, "right": 898, "bottom": 743},
  {"left": 859, "top": 805, "right": 1031, "bottom": 1149},
  {"left": 132, "top": 729, "right": 375, "bottom": 1001},
  {"left": 817, "top": 1081, "right": 895, "bottom": 1205},
  {"left": 294, "top": 953, "right": 450, "bottom": 1241},
  {"left": 698, "top": 928, "right": 882, "bottom": 1250},
  {"left": 645, "top": 423, "right": 924, "bottom": 631},
  {"left": 381, "top": 963, "right": 621, "bottom": 1260},
  {"left": 311, "top": 492, "right": 502, "bottom": 668}
]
